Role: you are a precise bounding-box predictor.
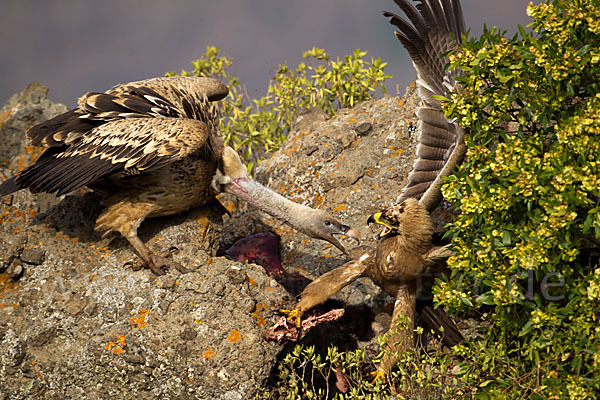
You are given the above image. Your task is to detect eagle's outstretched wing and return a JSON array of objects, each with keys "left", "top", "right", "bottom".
[{"left": 384, "top": 0, "right": 466, "bottom": 212}]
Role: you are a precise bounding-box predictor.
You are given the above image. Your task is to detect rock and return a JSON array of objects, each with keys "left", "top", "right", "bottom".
[
  {"left": 0, "top": 83, "right": 68, "bottom": 172},
  {"left": 0, "top": 82, "right": 435, "bottom": 397},
  {"left": 19, "top": 248, "right": 45, "bottom": 265}
]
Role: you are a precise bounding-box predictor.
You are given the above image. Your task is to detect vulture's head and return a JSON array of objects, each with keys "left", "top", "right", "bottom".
[
  {"left": 367, "top": 198, "right": 431, "bottom": 242},
  {"left": 215, "top": 146, "right": 360, "bottom": 255},
  {"left": 298, "top": 208, "right": 361, "bottom": 255}
]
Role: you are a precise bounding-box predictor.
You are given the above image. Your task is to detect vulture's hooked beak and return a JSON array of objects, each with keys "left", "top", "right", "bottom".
[
  {"left": 367, "top": 212, "right": 393, "bottom": 238},
  {"left": 329, "top": 225, "right": 360, "bottom": 255},
  {"left": 342, "top": 225, "right": 361, "bottom": 244}
]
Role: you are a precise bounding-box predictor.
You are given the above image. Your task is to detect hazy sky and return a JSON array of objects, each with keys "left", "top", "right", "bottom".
[{"left": 1, "top": 0, "right": 534, "bottom": 108}]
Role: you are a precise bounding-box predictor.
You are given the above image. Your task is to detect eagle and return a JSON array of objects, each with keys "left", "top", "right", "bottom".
[
  {"left": 282, "top": 0, "right": 467, "bottom": 380},
  {"left": 0, "top": 76, "right": 359, "bottom": 275}
]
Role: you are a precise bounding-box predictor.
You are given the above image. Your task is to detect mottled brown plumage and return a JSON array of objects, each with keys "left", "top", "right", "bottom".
[
  {"left": 295, "top": 199, "right": 435, "bottom": 373},
  {"left": 0, "top": 76, "right": 359, "bottom": 274}
]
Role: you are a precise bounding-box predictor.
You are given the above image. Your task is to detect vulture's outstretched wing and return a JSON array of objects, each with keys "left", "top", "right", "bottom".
[
  {"left": 384, "top": 0, "right": 466, "bottom": 212},
  {"left": 28, "top": 77, "right": 228, "bottom": 148},
  {"left": 2, "top": 77, "right": 228, "bottom": 196},
  {"left": 12, "top": 117, "right": 213, "bottom": 196}
]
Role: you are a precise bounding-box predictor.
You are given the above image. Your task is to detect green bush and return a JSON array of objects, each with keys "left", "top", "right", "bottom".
[
  {"left": 168, "top": 46, "right": 390, "bottom": 172},
  {"left": 434, "top": 0, "right": 600, "bottom": 398}
]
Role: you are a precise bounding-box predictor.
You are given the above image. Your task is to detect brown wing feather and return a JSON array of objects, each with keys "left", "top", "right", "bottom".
[
  {"left": 385, "top": 0, "right": 467, "bottom": 212},
  {"left": 28, "top": 76, "right": 228, "bottom": 148},
  {"left": 15, "top": 117, "right": 213, "bottom": 196}
]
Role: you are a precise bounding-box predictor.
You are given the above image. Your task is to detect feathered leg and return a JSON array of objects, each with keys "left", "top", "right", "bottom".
[
  {"left": 95, "top": 199, "right": 188, "bottom": 275},
  {"left": 377, "top": 281, "right": 418, "bottom": 379}
]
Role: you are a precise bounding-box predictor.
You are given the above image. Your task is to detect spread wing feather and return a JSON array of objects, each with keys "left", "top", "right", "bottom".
[
  {"left": 1, "top": 76, "right": 227, "bottom": 196},
  {"left": 27, "top": 76, "right": 227, "bottom": 148},
  {"left": 13, "top": 118, "right": 211, "bottom": 196},
  {"left": 385, "top": 0, "right": 467, "bottom": 212}
]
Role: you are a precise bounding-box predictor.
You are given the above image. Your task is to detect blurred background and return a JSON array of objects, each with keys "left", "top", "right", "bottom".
[{"left": 1, "top": 0, "right": 534, "bottom": 107}]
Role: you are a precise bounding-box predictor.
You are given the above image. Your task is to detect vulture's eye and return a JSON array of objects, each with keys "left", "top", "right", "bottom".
[{"left": 324, "top": 221, "right": 332, "bottom": 227}]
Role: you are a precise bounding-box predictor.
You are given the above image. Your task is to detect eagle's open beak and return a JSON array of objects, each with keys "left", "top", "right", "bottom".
[{"left": 367, "top": 212, "right": 393, "bottom": 238}]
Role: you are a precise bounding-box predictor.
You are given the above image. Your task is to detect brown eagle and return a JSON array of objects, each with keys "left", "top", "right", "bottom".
[
  {"left": 284, "top": 0, "right": 467, "bottom": 379},
  {"left": 0, "top": 76, "right": 359, "bottom": 275}
]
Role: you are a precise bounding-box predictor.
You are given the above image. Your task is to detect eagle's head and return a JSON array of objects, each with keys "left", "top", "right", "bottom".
[{"left": 367, "top": 198, "right": 431, "bottom": 241}]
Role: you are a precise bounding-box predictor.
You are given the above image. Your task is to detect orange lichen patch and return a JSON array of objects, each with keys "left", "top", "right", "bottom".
[
  {"left": 312, "top": 193, "right": 324, "bottom": 208},
  {"left": 397, "top": 99, "right": 406, "bottom": 107},
  {"left": 349, "top": 137, "right": 364, "bottom": 149},
  {"left": 0, "top": 303, "right": 18, "bottom": 310},
  {"left": 130, "top": 309, "right": 149, "bottom": 329},
  {"left": 105, "top": 334, "right": 126, "bottom": 355},
  {"left": 387, "top": 146, "right": 405, "bottom": 158},
  {"left": 150, "top": 235, "right": 165, "bottom": 244},
  {"left": 0, "top": 273, "right": 21, "bottom": 299},
  {"left": 220, "top": 199, "right": 237, "bottom": 214},
  {"left": 251, "top": 303, "right": 266, "bottom": 326},
  {"left": 246, "top": 276, "right": 258, "bottom": 287},
  {"left": 26, "top": 207, "right": 37, "bottom": 220},
  {"left": 0, "top": 109, "right": 12, "bottom": 126},
  {"left": 206, "top": 258, "right": 214, "bottom": 265},
  {"left": 24, "top": 144, "right": 44, "bottom": 162},
  {"left": 332, "top": 204, "right": 347, "bottom": 212},
  {"left": 203, "top": 349, "right": 214, "bottom": 360},
  {"left": 349, "top": 117, "right": 358, "bottom": 123},
  {"left": 228, "top": 329, "right": 241, "bottom": 343},
  {"left": 30, "top": 360, "right": 44, "bottom": 379}
]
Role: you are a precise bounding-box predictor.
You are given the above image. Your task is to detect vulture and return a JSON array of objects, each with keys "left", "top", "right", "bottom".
[
  {"left": 0, "top": 76, "right": 359, "bottom": 275},
  {"left": 283, "top": 0, "right": 467, "bottom": 380}
]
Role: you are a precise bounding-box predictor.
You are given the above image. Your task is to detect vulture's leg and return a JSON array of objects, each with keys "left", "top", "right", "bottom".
[
  {"left": 126, "top": 234, "right": 188, "bottom": 275},
  {"left": 375, "top": 281, "right": 418, "bottom": 380},
  {"left": 95, "top": 199, "right": 188, "bottom": 275},
  {"left": 285, "top": 246, "right": 375, "bottom": 326}
]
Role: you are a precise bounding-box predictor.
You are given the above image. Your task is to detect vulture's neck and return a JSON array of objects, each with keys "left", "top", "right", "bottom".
[{"left": 225, "top": 177, "right": 312, "bottom": 233}]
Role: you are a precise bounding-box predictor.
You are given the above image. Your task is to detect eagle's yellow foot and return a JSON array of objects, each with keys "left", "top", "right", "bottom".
[
  {"left": 280, "top": 309, "right": 302, "bottom": 328},
  {"left": 368, "top": 369, "right": 386, "bottom": 385}
]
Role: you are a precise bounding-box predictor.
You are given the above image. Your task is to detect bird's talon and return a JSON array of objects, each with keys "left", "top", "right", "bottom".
[
  {"left": 368, "top": 369, "right": 386, "bottom": 385},
  {"left": 280, "top": 309, "right": 302, "bottom": 328}
]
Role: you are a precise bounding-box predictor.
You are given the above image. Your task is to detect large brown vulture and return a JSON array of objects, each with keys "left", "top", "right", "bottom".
[{"left": 0, "top": 76, "right": 359, "bottom": 275}]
